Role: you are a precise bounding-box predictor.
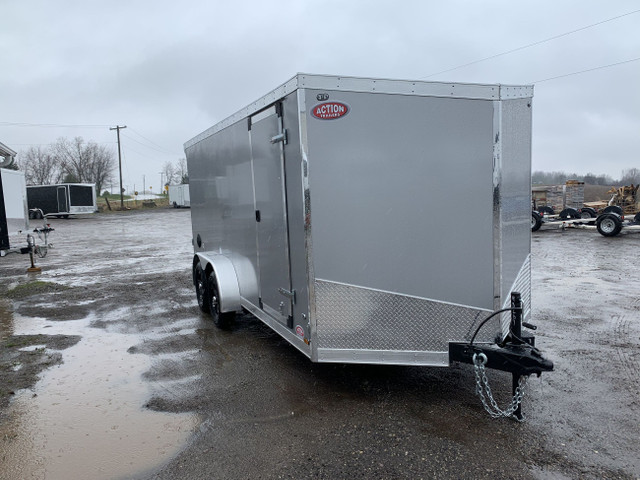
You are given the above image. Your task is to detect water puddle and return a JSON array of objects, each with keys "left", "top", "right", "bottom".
[{"left": 0, "top": 312, "right": 199, "bottom": 479}]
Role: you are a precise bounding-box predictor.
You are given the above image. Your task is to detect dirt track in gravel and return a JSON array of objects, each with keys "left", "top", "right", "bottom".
[{"left": 1, "top": 209, "right": 639, "bottom": 479}]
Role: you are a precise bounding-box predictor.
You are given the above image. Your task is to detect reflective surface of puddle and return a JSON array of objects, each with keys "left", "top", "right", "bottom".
[{"left": 0, "top": 312, "right": 198, "bottom": 480}]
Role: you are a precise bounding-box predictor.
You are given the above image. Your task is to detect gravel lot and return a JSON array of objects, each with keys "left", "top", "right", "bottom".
[{"left": 1, "top": 209, "right": 639, "bottom": 479}]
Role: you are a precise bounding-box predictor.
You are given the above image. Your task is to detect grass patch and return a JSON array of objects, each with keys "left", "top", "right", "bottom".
[{"left": 6, "top": 281, "right": 70, "bottom": 299}]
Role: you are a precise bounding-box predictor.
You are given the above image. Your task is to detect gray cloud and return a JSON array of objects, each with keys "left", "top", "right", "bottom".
[{"left": 1, "top": 0, "right": 638, "bottom": 188}]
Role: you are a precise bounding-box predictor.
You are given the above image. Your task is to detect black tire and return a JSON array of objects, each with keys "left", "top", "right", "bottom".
[
  {"left": 634, "top": 212, "right": 640, "bottom": 224},
  {"left": 538, "top": 206, "right": 555, "bottom": 215},
  {"left": 596, "top": 213, "right": 622, "bottom": 237},
  {"left": 579, "top": 208, "right": 597, "bottom": 219},
  {"left": 559, "top": 208, "right": 580, "bottom": 219},
  {"left": 531, "top": 211, "right": 542, "bottom": 232},
  {"left": 194, "top": 262, "right": 210, "bottom": 313},
  {"left": 207, "top": 272, "right": 235, "bottom": 328},
  {"left": 603, "top": 205, "right": 623, "bottom": 216}
]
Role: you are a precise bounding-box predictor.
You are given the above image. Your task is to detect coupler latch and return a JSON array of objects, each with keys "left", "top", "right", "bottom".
[{"left": 449, "top": 292, "right": 554, "bottom": 420}]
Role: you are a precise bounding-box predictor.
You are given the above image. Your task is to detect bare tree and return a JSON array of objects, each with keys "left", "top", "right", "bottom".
[
  {"left": 162, "top": 161, "right": 176, "bottom": 186},
  {"left": 176, "top": 157, "right": 188, "bottom": 184},
  {"left": 85, "top": 142, "right": 114, "bottom": 195},
  {"left": 50, "top": 137, "right": 115, "bottom": 193},
  {"left": 620, "top": 168, "right": 640, "bottom": 186},
  {"left": 20, "top": 146, "right": 61, "bottom": 185}
]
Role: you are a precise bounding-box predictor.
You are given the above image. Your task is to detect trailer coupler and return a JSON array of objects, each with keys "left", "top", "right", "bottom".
[
  {"left": 449, "top": 341, "right": 554, "bottom": 377},
  {"left": 449, "top": 293, "right": 554, "bottom": 420}
]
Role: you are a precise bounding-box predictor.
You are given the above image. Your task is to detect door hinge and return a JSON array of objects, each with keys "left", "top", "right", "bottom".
[
  {"left": 255, "top": 210, "right": 261, "bottom": 222},
  {"left": 270, "top": 129, "right": 288, "bottom": 145},
  {"left": 278, "top": 287, "right": 296, "bottom": 304}
]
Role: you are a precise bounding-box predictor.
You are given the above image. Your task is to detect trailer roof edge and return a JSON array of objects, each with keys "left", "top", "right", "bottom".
[{"left": 184, "top": 74, "right": 533, "bottom": 149}]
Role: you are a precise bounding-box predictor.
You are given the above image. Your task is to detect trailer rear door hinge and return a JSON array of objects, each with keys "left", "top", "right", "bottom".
[
  {"left": 270, "top": 129, "right": 288, "bottom": 145},
  {"left": 278, "top": 288, "right": 296, "bottom": 304},
  {"left": 255, "top": 210, "right": 261, "bottom": 222}
]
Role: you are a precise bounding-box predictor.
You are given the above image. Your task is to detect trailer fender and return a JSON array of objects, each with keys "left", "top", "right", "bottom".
[{"left": 193, "top": 253, "right": 241, "bottom": 313}]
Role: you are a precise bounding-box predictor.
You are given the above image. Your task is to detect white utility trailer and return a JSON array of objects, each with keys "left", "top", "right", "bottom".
[
  {"left": 1, "top": 168, "right": 54, "bottom": 259},
  {"left": 168, "top": 184, "right": 190, "bottom": 208},
  {"left": 532, "top": 206, "right": 640, "bottom": 236},
  {"left": 0, "top": 167, "right": 29, "bottom": 255},
  {"left": 185, "top": 74, "right": 552, "bottom": 417}
]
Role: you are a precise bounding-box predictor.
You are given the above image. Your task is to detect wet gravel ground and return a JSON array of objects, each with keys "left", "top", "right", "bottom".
[{"left": 0, "top": 209, "right": 639, "bottom": 480}]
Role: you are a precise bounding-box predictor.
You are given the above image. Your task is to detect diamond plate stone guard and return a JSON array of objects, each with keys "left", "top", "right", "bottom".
[{"left": 315, "top": 281, "right": 495, "bottom": 352}]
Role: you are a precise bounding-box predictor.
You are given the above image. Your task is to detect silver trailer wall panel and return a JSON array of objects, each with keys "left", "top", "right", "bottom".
[{"left": 185, "top": 74, "right": 534, "bottom": 368}]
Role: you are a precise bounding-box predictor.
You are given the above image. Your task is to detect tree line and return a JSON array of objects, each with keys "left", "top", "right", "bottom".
[
  {"left": 16, "top": 137, "right": 114, "bottom": 194},
  {"left": 14, "top": 137, "right": 188, "bottom": 195},
  {"left": 533, "top": 168, "right": 640, "bottom": 186}
]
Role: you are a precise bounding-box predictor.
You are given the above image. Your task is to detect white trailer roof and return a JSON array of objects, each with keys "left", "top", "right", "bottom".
[{"left": 185, "top": 73, "right": 534, "bottom": 149}]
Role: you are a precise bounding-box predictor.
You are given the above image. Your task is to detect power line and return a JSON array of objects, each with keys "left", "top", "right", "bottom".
[
  {"left": 121, "top": 132, "right": 178, "bottom": 156},
  {"left": 421, "top": 8, "right": 640, "bottom": 79},
  {"left": 7, "top": 142, "right": 117, "bottom": 146},
  {"left": 128, "top": 127, "right": 179, "bottom": 155},
  {"left": 0, "top": 121, "right": 112, "bottom": 128},
  {"left": 533, "top": 56, "right": 640, "bottom": 83}
]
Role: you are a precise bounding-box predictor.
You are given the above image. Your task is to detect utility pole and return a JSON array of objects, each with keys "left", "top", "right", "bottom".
[
  {"left": 143, "top": 175, "right": 146, "bottom": 195},
  {"left": 159, "top": 172, "right": 164, "bottom": 194},
  {"left": 110, "top": 125, "right": 127, "bottom": 209}
]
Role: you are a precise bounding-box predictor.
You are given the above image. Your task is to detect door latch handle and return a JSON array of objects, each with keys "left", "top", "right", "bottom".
[
  {"left": 270, "top": 130, "right": 288, "bottom": 145},
  {"left": 278, "top": 288, "right": 296, "bottom": 303}
]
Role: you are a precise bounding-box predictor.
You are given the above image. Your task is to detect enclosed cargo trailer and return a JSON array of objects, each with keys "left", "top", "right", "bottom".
[
  {"left": 168, "top": 184, "right": 190, "bottom": 208},
  {"left": 185, "top": 74, "right": 551, "bottom": 416},
  {"left": 0, "top": 168, "right": 29, "bottom": 253},
  {"left": 27, "top": 183, "right": 97, "bottom": 218}
]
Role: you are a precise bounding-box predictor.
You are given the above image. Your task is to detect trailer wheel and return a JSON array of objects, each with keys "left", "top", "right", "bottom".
[
  {"left": 579, "top": 208, "right": 597, "bottom": 219},
  {"left": 559, "top": 208, "right": 579, "bottom": 219},
  {"left": 195, "top": 263, "right": 210, "bottom": 313},
  {"left": 538, "top": 206, "right": 554, "bottom": 215},
  {"left": 596, "top": 213, "right": 622, "bottom": 237},
  {"left": 208, "top": 272, "right": 235, "bottom": 328},
  {"left": 531, "top": 211, "right": 542, "bottom": 232},
  {"left": 603, "top": 205, "right": 623, "bottom": 216}
]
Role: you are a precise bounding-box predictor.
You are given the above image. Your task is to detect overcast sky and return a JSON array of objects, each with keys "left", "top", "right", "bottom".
[{"left": 1, "top": 0, "right": 638, "bottom": 191}]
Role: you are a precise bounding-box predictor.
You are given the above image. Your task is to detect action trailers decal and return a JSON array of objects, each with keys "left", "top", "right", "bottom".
[{"left": 311, "top": 101, "right": 349, "bottom": 120}]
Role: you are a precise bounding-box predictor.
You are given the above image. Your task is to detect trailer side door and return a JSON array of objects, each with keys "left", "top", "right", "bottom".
[
  {"left": 250, "top": 104, "right": 294, "bottom": 327},
  {"left": 57, "top": 186, "right": 68, "bottom": 213}
]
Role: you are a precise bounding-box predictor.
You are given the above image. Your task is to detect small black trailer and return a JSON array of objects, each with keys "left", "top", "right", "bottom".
[{"left": 27, "top": 183, "right": 97, "bottom": 218}]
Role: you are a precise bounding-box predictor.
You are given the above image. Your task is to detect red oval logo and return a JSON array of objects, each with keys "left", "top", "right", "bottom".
[{"left": 311, "top": 102, "right": 349, "bottom": 120}]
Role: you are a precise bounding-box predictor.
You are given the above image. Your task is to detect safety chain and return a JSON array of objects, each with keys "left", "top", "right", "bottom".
[{"left": 473, "top": 353, "right": 527, "bottom": 420}]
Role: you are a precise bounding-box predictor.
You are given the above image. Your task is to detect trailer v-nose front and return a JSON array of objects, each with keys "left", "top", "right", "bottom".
[{"left": 185, "top": 74, "right": 553, "bottom": 418}]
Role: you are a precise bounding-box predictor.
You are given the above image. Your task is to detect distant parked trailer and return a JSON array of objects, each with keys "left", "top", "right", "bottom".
[
  {"left": 532, "top": 207, "right": 640, "bottom": 236},
  {"left": 27, "top": 183, "right": 97, "bottom": 218},
  {"left": 0, "top": 168, "right": 29, "bottom": 254},
  {"left": 168, "top": 184, "right": 190, "bottom": 208}
]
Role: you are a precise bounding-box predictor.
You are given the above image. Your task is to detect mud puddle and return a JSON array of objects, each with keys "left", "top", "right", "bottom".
[{"left": 0, "top": 309, "right": 198, "bottom": 480}]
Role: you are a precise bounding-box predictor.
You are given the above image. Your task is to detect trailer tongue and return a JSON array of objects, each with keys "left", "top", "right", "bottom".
[
  {"left": 450, "top": 293, "right": 554, "bottom": 420},
  {"left": 185, "top": 73, "right": 553, "bottom": 419}
]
